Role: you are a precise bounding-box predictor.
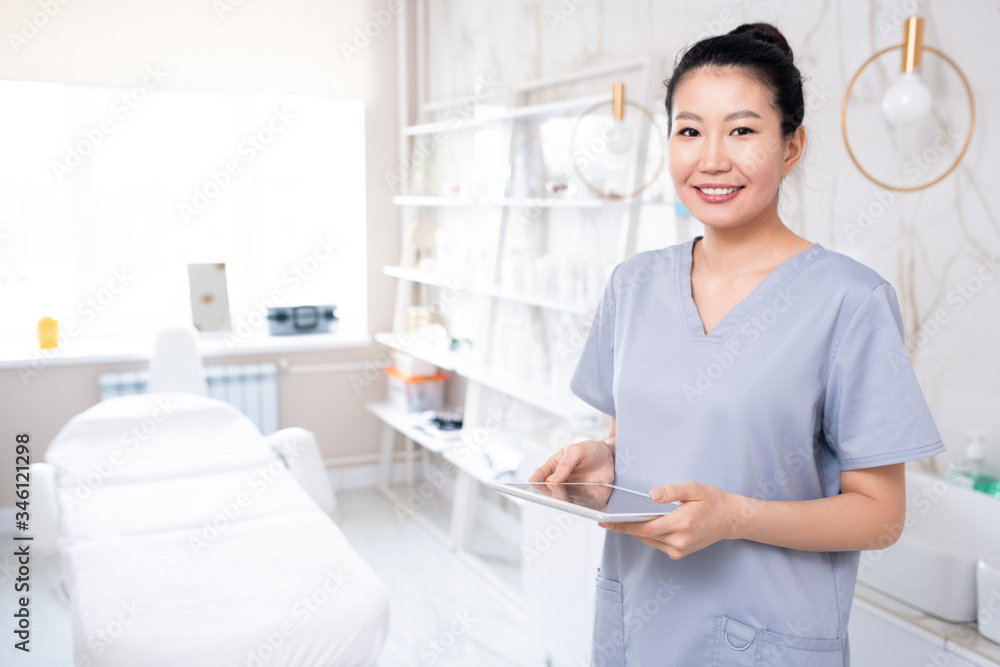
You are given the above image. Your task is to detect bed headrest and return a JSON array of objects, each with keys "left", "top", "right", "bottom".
[
  {"left": 45, "top": 391, "right": 277, "bottom": 487},
  {"left": 147, "top": 327, "right": 208, "bottom": 396}
]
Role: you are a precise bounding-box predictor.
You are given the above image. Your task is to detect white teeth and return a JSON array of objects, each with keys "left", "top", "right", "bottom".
[{"left": 699, "top": 187, "right": 740, "bottom": 195}]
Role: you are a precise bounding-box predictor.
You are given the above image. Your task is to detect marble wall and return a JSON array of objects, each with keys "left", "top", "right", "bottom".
[{"left": 422, "top": 0, "right": 1000, "bottom": 470}]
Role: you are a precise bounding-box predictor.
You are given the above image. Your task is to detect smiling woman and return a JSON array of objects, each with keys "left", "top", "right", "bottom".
[{"left": 532, "top": 22, "right": 945, "bottom": 667}]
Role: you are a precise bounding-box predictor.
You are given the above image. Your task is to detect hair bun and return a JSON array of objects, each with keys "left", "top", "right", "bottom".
[{"left": 729, "top": 23, "right": 794, "bottom": 60}]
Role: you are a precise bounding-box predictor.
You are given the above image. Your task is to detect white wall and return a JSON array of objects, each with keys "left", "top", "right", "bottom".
[{"left": 0, "top": 0, "right": 402, "bottom": 505}]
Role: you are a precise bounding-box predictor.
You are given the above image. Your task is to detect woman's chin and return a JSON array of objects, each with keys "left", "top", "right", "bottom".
[{"left": 689, "top": 215, "right": 750, "bottom": 232}]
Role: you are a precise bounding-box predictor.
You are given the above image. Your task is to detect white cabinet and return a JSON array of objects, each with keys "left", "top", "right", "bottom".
[
  {"left": 521, "top": 504, "right": 605, "bottom": 666},
  {"left": 369, "top": 15, "right": 682, "bottom": 664},
  {"left": 850, "top": 597, "right": 1000, "bottom": 667}
]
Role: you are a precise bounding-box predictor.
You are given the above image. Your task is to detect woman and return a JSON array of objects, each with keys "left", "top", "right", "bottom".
[{"left": 530, "top": 23, "right": 944, "bottom": 666}]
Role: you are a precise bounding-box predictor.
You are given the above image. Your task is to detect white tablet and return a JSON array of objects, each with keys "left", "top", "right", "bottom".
[{"left": 485, "top": 481, "right": 679, "bottom": 522}]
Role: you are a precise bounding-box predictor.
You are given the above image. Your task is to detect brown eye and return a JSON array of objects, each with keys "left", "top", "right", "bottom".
[
  {"left": 731, "top": 127, "right": 753, "bottom": 136},
  {"left": 677, "top": 127, "right": 699, "bottom": 137}
]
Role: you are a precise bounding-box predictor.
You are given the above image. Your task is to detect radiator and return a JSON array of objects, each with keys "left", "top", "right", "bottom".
[{"left": 98, "top": 363, "right": 279, "bottom": 435}]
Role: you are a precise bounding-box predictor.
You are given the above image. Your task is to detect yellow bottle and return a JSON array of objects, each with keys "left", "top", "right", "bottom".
[{"left": 38, "top": 317, "right": 58, "bottom": 349}]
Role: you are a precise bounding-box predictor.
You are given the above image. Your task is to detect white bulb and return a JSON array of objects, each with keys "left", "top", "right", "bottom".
[
  {"left": 604, "top": 119, "right": 634, "bottom": 154},
  {"left": 881, "top": 72, "right": 933, "bottom": 126}
]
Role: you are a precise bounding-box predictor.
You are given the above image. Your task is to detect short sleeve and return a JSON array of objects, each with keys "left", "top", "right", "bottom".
[
  {"left": 824, "top": 283, "right": 945, "bottom": 470},
  {"left": 569, "top": 267, "right": 617, "bottom": 417}
]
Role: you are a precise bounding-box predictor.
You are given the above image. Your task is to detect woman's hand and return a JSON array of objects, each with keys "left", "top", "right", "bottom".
[
  {"left": 529, "top": 439, "right": 615, "bottom": 485},
  {"left": 599, "top": 481, "right": 739, "bottom": 559}
]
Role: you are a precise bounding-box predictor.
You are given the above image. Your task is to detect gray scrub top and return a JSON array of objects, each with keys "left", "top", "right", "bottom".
[{"left": 570, "top": 238, "right": 945, "bottom": 667}]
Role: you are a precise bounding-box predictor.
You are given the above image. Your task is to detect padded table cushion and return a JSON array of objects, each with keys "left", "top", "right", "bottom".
[
  {"left": 47, "top": 392, "right": 389, "bottom": 666},
  {"left": 47, "top": 392, "right": 276, "bottom": 486}
]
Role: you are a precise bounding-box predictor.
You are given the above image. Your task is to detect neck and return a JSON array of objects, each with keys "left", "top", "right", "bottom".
[{"left": 695, "top": 202, "right": 805, "bottom": 275}]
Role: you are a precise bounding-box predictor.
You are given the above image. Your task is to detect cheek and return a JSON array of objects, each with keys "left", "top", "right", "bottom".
[
  {"left": 734, "top": 140, "right": 784, "bottom": 181},
  {"left": 667, "top": 141, "right": 695, "bottom": 183}
]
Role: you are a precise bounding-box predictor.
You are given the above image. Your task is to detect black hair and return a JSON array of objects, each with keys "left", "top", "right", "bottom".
[{"left": 664, "top": 23, "right": 804, "bottom": 138}]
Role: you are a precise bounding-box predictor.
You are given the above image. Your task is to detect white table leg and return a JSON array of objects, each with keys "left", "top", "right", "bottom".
[
  {"left": 404, "top": 437, "right": 415, "bottom": 486},
  {"left": 450, "top": 470, "right": 479, "bottom": 551},
  {"left": 378, "top": 424, "right": 396, "bottom": 489}
]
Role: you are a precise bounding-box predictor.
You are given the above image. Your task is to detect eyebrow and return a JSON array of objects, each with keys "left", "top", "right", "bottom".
[{"left": 674, "top": 110, "right": 763, "bottom": 122}]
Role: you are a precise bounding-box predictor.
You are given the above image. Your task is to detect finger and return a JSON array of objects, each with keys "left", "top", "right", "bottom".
[
  {"left": 546, "top": 482, "right": 569, "bottom": 503},
  {"left": 650, "top": 481, "right": 700, "bottom": 503},
  {"left": 546, "top": 448, "right": 582, "bottom": 483},
  {"left": 600, "top": 525, "right": 674, "bottom": 554},
  {"left": 632, "top": 534, "right": 684, "bottom": 560},
  {"left": 598, "top": 520, "right": 650, "bottom": 535},
  {"left": 599, "top": 514, "right": 672, "bottom": 537},
  {"left": 528, "top": 452, "right": 563, "bottom": 482}
]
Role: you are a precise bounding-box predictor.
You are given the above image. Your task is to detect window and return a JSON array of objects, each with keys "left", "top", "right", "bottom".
[{"left": 0, "top": 80, "right": 367, "bottom": 350}]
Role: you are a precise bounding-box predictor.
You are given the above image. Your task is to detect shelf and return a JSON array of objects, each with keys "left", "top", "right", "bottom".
[
  {"left": 443, "top": 447, "right": 521, "bottom": 494},
  {"left": 476, "top": 285, "right": 596, "bottom": 316},
  {"left": 373, "top": 333, "right": 595, "bottom": 419},
  {"left": 371, "top": 360, "right": 594, "bottom": 430},
  {"left": 402, "top": 93, "right": 607, "bottom": 136},
  {"left": 383, "top": 266, "right": 597, "bottom": 316},
  {"left": 374, "top": 332, "right": 461, "bottom": 371},
  {"left": 392, "top": 195, "right": 604, "bottom": 208},
  {"left": 458, "top": 364, "right": 596, "bottom": 420},
  {"left": 443, "top": 435, "right": 553, "bottom": 490},
  {"left": 366, "top": 401, "right": 460, "bottom": 454},
  {"left": 382, "top": 265, "right": 479, "bottom": 289}
]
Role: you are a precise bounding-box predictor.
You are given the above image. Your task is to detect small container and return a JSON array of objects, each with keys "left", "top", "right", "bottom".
[
  {"left": 393, "top": 351, "right": 437, "bottom": 378},
  {"left": 385, "top": 366, "right": 446, "bottom": 413},
  {"left": 407, "top": 306, "right": 432, "bottom": 332},
  {"left": 266, "top": 305, "right": 337, "bottom": 335},
  {"left": 947, "top": 432, "right": 1000, "bottom": 498},
  {"left": 37, "top": 317, "right": 58, "bottom": 349}
]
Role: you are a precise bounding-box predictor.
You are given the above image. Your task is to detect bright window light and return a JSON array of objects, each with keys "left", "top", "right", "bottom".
[{"left": 0, "top": 80, "right": 367, "bottom": 348}]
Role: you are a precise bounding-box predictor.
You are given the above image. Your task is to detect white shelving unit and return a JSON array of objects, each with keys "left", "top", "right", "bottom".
[
  {"left": 369, "top": 3, "right": 667, "bottom": 615},
  {"left": 391, "top": 195, "right": 605, "bottom": 208},
  {"left": 381, "top": 265, "right": 595, "bottom": 315},
  {"left": 400, "top": 92, "right": 609, "bottom": 136}
]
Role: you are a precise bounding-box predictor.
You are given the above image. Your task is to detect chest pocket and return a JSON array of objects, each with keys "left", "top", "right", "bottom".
[
  {"left": 592, "top": 574, "right": 626, "bottom": 667},
  {"left": 714, "top": 615, "right": 845, "bottom": 667}
]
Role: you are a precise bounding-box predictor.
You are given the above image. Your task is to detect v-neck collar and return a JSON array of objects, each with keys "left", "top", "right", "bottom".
[{"left": 677, "top": 236, "right": 823, "bottom": 343}]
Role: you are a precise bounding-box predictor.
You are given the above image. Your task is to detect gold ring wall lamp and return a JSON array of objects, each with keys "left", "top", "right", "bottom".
[
  {"left": 840, "top": 16, "right": 975, "bottom": 193},
  {"left": 571, "top": 82, "right": 665, "bottom": 200}
]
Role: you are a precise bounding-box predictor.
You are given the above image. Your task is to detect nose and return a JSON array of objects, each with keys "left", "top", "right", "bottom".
[{"left": 698, "top": 134, "right": 731, "bottom": 173}]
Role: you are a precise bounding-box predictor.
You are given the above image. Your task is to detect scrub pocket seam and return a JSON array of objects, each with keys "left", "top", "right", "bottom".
[
  {"left": 593, "top": 574, "right": 626, "bottom": 667},
  {"left": 714, "top": 614, "right": 844, "bottom": 666}
]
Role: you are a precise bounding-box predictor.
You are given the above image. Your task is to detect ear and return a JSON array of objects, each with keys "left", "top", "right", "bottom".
[{"left": 781, "top": 126, "right": 806, "bottom": 178}]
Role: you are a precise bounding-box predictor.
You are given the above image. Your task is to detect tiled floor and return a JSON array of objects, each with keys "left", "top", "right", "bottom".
[
  {"left": 338, "top": 487, "right": 543, "bottom": 667},
  {"left": 0, "top": 486, "right": 542, "bottom": 667}
]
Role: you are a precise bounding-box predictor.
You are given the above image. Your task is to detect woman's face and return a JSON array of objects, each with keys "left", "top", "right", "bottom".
[{"left": 667, "top": 67, "right": 803, "bottom": 231}]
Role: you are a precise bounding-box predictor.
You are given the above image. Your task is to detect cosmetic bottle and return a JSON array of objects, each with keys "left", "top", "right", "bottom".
[
  {"left": 947, "top": 431, "right": 1000, "bottom": 498},
  {"left": 38, "top": 317, "right": 58, "bottom": 349}
]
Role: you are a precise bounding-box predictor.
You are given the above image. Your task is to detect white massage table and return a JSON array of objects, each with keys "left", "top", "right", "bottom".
[{"left": 36, "top": 391, "right": 389, "bottom": 667}]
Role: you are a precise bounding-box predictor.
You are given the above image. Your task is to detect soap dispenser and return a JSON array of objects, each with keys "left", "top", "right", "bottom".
[{"left": 947, "top": 431, "right": 1000, "bottom": 498}]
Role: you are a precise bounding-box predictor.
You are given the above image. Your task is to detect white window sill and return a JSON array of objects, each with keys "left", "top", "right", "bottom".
[{"left": 0, "top": 329, "right": 373, "bottom": 371}]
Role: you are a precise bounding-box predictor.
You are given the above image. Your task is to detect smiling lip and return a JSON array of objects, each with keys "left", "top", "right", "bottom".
[{"left": 694, "top": 184, "right": 743, "bottom": 203}]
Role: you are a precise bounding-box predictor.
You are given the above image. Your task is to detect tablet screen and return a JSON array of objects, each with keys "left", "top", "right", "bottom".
[{"left": 499, "top": 482, "right": 674, "bottom": 516}]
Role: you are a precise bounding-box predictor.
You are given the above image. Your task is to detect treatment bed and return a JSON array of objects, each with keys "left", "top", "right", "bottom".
[{"left": 35, "top": 390, "right": 389, "bottom": 667}]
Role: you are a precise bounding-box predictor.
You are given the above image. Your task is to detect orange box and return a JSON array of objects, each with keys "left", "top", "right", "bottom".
[{"left": 385, "top": 366, "right": 446, "bottom": 413}]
